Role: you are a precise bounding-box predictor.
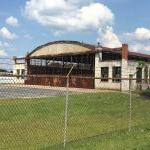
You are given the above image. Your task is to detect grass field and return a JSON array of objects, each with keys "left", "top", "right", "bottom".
[{"left": 0, "top": 92, "right": 150, "bottom": 150}]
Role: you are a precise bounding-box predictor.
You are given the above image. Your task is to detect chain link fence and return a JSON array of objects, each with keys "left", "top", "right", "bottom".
[{"left": 0, "top": 59, "right": 150, "bottom": 149}]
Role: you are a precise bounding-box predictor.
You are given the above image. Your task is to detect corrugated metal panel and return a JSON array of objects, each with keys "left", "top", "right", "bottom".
[{"left": 25, "top": 76, "right": 94, "bottom": 89}]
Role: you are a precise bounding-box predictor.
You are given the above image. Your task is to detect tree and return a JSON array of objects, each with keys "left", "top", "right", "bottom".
[{"left": 0, "top": 69, "right": 7, "bottom": 72}]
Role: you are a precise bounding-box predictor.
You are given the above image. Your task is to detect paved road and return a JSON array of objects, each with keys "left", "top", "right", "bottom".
[{"left": 0, "top": 84, "right": 67, "bottom": 99}]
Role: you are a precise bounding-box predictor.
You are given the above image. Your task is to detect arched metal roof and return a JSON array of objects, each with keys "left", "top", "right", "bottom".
[
  {"left": 26, "top": 40, "right": 150, "bottom": 61},
  {"left": 27, "top": 41, "right": 97, "bottom": 58}
]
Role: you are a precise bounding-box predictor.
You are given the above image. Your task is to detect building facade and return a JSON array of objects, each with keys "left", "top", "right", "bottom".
[
  {"left": 13, "top": 57, "right": 26, "bottom": 84},
  {"left": 95, "top": 44, "right": 150, "bottom": 90},
  {"left": 13, "top": 41, "right": 150, "bottom": 90}
]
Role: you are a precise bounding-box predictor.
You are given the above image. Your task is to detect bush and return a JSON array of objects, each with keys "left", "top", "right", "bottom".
[{"left": 140, "top": 89, "right": 150, "bottom": 99}]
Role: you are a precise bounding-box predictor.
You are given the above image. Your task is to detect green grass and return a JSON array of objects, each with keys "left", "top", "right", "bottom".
[{"left": 0, "top": 92, "right": 150, "bottom": 150}]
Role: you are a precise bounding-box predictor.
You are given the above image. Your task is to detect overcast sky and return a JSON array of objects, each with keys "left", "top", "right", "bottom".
[{"left": 0, "top": 0, "right": 150, "bottom": 57}]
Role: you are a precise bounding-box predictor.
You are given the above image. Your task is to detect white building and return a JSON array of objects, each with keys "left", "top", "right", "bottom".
[
  {"left": 95, "top": 44, "right": 150, "bottom": 91},
  {"left": 13, "top": 57, "right": 26, "bottom": 84}
]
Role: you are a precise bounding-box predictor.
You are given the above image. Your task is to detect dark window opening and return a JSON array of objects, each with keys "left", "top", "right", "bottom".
[
  {"left": 21, "top": 69, "right": 25, "bottom": 79},
  {"left": 136, "top": 68, "right": 142, "bottom": 83},
  {"left": 28, "top": 54, "right": 95, "bottom": 76},
  {"left": 17, "top": 69, "right": 20, "bottom": 79},
  {"left": 102, "top": 52, "right": 121, "bottom": 61},
  {"left": 101, "top": 67, "right": 109, "bottom": 82},
  {"left": 112, "top": 67, "right": 121, "bottom": 82},
  {"left": 144, "top": 67, "right": 148, "bottom": 83}
]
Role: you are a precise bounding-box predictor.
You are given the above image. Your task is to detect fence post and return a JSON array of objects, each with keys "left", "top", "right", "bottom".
[
  {"left": 128, "top": 75, "right": 133, "bottom": 132},
  {"left": 63, "top": 65, "right": 76, "bottom": 148},
  {"left": 64, "top": 76, "right": 69, "bottom": 148}
]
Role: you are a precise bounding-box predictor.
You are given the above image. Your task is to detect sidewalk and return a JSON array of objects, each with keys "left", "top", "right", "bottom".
[{"left": 6, "top": 83, "right": 116, "bottom": 93}]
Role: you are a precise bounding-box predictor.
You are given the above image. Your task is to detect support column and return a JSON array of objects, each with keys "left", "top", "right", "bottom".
[
  {"left": 109, "top": 65, "right": 112, "bottom": 84},
  {"left": 142, "top": 67, "right": 144, "bottom": 84},
  {"left": 121, "top": 44, "right": 129, "bottom": 91},
  {"left": 95, "top": 52, "right": 102, "bottom": 88},
  {"left": 148, "top": 67, "right": 150, "bottom": 84}
]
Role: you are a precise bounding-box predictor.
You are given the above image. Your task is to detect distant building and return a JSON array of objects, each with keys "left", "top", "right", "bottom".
[
  {"left": 13, "top": 57, "right": 26, "bottom": 84},
  {"left": 13, "top": 41, "right": 150, "bottom": 90}
]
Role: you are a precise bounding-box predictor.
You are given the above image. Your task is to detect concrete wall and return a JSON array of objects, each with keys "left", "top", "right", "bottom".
[
  {"left": 0, "top": 76, "right": 24, "bottom": 84},
  {"left": 95, "top": 53, "right": 121, "bottom": 90},
  {"left": 13, "top": 63, "right": 26, "bottom": 84},
  {"left": 128, "top": 61, "right": 150, "bottom": 90},
  {"left": 127, "top": 61, "right": 137, "bottom": 90},
  {"left": 94, "top": 52, "right": 150, "bottom": 91}
]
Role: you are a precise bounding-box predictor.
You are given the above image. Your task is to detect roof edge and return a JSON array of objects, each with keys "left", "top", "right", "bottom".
[{"left": 27, "top": 40, "right": 96, "bottom": 57}]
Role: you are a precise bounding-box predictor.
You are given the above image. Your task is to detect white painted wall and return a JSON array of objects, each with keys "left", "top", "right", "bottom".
[
  {"left": 0, "top": 76, "right": 23, "bottom": 84},
  {"left": 95, "top": 52, "right": 150, "bottom": 91},
  {"left": 95, "top": 53, "right": 121, "bottom": 90},
  {"left": 13, "top": 63, "right": 26, "bottom": 84}
]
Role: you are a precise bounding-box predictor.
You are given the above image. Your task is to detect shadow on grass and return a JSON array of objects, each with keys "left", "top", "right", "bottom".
[
  {"left": 38, "top": 128, "right": 129, "bottom": 150},
  {"left": 38, "top": 124, "right": 150, "bottom": 150},
  {"left": 137, "top": 145, "right": 150, "bottom": 150},
  {"left": 139, "top": 96, "right": 150, "bottom": 101}
]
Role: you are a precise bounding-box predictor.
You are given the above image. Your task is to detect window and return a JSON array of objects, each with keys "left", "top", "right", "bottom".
[
  {"left": 112, "top": 67, "right": 121, "bottom": 82},
  {"left": 136, "top": 68, "right": 142, "bottom": 83},
  {"left": 144, "top": 67, "right": 148, "bottom": 83},
  {"left": 17, "top": 69, "right": 20, "bottom": 79},
  {"left": 101, "top": 67, "right": 109, "bottom": 82},
  {"left": 21, "top": 69, "right": 25, "bottom": 79}
]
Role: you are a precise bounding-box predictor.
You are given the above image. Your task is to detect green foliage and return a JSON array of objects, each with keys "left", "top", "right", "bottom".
[
  {"left": 141, "top": 89, "right": 150, "bottom": 98},
  {"left": 138, "top": 61, "right": 147, "bottom": 68},
  {"left": 0, "top": 69, "right": 7, "bottom": 72}
]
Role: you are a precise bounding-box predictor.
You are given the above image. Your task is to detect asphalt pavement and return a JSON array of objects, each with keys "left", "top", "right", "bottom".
[{"left": 0, "top": 84, "right": 67, "bottom": 99}]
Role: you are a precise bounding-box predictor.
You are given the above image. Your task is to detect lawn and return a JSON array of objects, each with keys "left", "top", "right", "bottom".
[{"left": 0, "top": 92, "right": 150, "bottom": 150}]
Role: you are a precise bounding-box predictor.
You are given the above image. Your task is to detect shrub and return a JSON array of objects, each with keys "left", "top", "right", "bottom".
[{"left": 140, "top": 89, "right": 150, "bottom": 99}]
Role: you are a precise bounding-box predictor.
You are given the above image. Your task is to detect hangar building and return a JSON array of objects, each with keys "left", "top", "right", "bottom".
[{"left": 13, "top": 41, "right": 150, "bottom": 91}]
